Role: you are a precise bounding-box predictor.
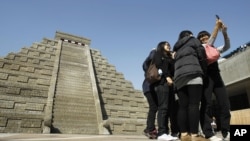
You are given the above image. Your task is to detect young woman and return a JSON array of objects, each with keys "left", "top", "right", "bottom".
[
  {"left": 198, "top": 19, "right": 231, "bottom": 141},
  {"left": 173, "top": 30, "right": 207, "bottom": 141},
  {"left": 142, "top": 48, "right": 158, "bottom": 139},
  {"left": 143, "top": 41, "right": 178, "bottom": 141}
]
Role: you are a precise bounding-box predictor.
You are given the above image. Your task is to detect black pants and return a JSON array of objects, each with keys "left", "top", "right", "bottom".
[
  {"left": 200, "top": 73, "right": 231, "bottom": 138},
  {"left": 154, "top": 83, "right": 170, "bottom": 136},
  {"left": 144, "top": 88, "right": 158, "bottom": 132},
  {"left": 145, "top": 84, "right": 178, "bottom": 135},
  {"left": 167, "top": 87, "right": 179, "bottom": 134},
  {"left": 177, "top": 84, "right": 203, "bottom": 134}
]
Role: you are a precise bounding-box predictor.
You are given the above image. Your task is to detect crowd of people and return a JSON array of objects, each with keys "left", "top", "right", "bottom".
[{"left": 142, "top": 18, "right": 231, "bottom": 141}]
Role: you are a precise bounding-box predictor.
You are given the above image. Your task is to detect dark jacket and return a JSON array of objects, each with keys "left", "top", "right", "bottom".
[
  {"left": 207, "top": 61, "right": 220, "bottom": 75},
  {"left": 142, "top": 49, "right": 156, "bottom": 93},
  {"left": 152, "top": 50, "right": 174, "bottom": 85},
  {"left": 143, "top": 49, "right": 156, "bottom": 72},
  {"left": 173, "top": 36, "right": 207, "bottom": 90}
]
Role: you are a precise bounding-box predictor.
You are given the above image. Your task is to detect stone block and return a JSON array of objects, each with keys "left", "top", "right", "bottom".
[
  {"left": 21, "top": 118, "right": 42, "bottom": 128},
  {"left": 6, "top": 87, "right": 21, "bottom": 95},
  {"left": 20, "top": 56, "right": 28, "bottom": 62},
  {"left": 41, "top": 53, "right": 52, "bottom": 59},
  {"left": 0, "top": 117, "right": 7, "bottom": 127},
  {"left": 29, "top": 51, "right": 40, "bottom": 57},
  {"left": 37, "top": 45, "right": 46, "bottom": 51},
  {"left": 10, "top": 64, "right": 20, "bottom": 70},
  {"left": 20, "top": 89, "right": 48, "bottom": 98},
  {"left": 25, "top": 103, "right": 44, "bottom": 111},
  {"left": 14, "top": 103, "right": 26, "bottom": 110},
  {"left": 129, "top": 101, "right": 138, "bottom": 107},
  {"left": 41, "top": 61, "right": 54, "bottom": 67},
  {"left": 0, "top": 100, "right": 14, "bottom": 109},
  {"left": 4, "top": 119, "right": 21, "bottom": 132},
  {"left": 32, "top": 59, "right": 40, "bottom": 64},
  {"left": 46, "top": 47, "right": 56, "bottom": 53},
  {"left": 38, "top": 69, "right": 52, "bottom": 75},
  {"left": 5, "top": 54, "right": 15, "bottom": 60},
  {"left": 122, "top": 101, "right": 130, "bottom": 107},
  {"left": 112, "top": 124, "right": 123, "bottom": 133},
  {"left": 17, "top": 76, "right": 29, "bottom": 83},
  {"left": 31, "top": 44, "right": 39, "bottom": 49},
  {"left": 20, "top": 66, "right": 35, "bottom": 73},
  {"left": 123, "top": 123, "right": 136, "bottom": 131},
  {"left": 115, "top": 111, "right": 130, "bottom": 118},
  {"left": 114, "top": 99, "right": 122, "bottom": 105},
  {"left": 20, "top": 48, "right": 29, "bottom": 54},
  {"left": 0, "top": 72, "right": 8, "bottom": 80},
  {"left": 36, "top": 79, "right": 50, "bottom": 86},
  {"left": 0, "top": 62, "right": 4, "bottom": 68}
]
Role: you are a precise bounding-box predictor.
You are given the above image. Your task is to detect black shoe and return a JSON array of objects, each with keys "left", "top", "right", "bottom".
[
  {"left": 143, "top": 129, "right": 158, "bottom": 139},
  {"left": 171, "top": 133, "right": 179, "bottom": 138}
]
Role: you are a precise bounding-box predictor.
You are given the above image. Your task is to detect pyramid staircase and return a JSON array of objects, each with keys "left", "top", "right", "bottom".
[{"left": 51, "top": 40, "right": 100, "bottom": 134}]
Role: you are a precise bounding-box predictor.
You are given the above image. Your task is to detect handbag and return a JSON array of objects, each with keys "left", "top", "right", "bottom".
[
  {"left": 146, "top": 61, "right": 161, "bottom": 84},
  {"left": 203, "top": 44, "right": 220, "bottom": 65}
]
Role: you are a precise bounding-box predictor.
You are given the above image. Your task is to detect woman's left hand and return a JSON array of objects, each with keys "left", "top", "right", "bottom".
[{"left": 166, "top": 77, "right": 173, "bottom": 86}]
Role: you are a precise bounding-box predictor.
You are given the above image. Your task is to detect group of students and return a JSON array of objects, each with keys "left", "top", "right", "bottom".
[{"left": 142, "top": 19, "right": 231, "bottom": 141}]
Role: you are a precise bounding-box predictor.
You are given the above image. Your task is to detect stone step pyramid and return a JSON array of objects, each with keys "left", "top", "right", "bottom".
[{"left": 0, "top": 31, "right": 149, "bottom": 135}]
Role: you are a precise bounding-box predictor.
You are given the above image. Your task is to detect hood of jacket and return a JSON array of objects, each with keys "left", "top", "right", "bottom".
[{"left": 173, "top": 36, "right": 194, "bottom": 52}]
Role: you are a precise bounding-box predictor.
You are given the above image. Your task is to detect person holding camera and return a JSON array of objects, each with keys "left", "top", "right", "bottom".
[{"left": 197, "top": 18, "right": 231, "bottom": 141}]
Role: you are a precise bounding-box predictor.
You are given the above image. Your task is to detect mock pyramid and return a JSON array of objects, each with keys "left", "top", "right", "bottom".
[{"left": 0, "top": 31, "right": 148, "bottom": 135}]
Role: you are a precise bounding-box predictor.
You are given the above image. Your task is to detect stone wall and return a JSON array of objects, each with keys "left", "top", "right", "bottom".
[{"left": 0, "top": 38, "right": 58, "bottom": 133}]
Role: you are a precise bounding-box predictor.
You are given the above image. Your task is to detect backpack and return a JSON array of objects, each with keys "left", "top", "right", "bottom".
[{"left": 146, "top": 61, "right": 161, "bottom": 84}]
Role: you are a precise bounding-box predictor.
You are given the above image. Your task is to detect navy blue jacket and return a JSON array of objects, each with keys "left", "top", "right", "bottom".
[{"left": 142, "top": 49, "right": 156, "bottom": 93}]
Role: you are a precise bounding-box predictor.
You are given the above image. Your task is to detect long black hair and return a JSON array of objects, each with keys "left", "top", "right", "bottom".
[{"left": 156, "top": 41, "right": 171, "bottom": 56}]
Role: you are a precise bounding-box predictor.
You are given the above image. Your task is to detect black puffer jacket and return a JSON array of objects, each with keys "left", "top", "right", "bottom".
[{"left": 173, "top": 36, "right": 207, "bottom": 89}]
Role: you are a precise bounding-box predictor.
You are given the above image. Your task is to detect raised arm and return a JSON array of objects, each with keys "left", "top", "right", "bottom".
[
  {"left": 207, "top": 19, "right": 223, "bottom": 46},
  {"left": 217, "top": 25, "right": 230, "bottom": 53}
]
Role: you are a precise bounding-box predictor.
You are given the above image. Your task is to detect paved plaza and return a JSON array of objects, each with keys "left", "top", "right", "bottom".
[
  {"left": 1, "top": 134, "right": 149, "bottom": 141},
  {"left": 0, "top": 133, "right": 224, "bottom": 141}
]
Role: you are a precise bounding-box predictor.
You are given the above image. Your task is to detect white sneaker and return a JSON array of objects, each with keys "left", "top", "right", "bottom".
[
  {"left": 223, "top": 132, "right": 230, "bottom": 141},
  {"left": 168, "top": 134, "right": 178, "bottom": 140},
  {"left": 209, "top": 135, "right": 222, "bottom": 141},
  {"left": 157, "top": 133, "right": 178, "bottom": 141}
]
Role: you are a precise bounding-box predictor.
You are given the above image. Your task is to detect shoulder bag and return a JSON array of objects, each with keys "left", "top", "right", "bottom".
[
  {"left": 203, "top": 44, "right": 220, "bottom": 65},
  {"left": 146, "top": 61, "right": 161, "bottom": 84}
]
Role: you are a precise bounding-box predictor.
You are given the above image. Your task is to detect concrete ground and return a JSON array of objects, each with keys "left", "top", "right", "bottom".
[
  {"left": 1, "top": 134, "right": 149, "bottom": 141},
  {"left": 0, "top": 133, "right": 223, "bottom": 141}
]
